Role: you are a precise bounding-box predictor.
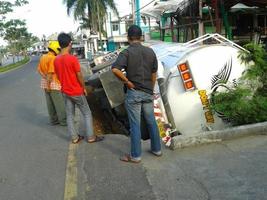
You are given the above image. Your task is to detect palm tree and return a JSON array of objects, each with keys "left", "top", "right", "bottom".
[{"left": 63, "top": 0, "right": 118, "bottom": 34}]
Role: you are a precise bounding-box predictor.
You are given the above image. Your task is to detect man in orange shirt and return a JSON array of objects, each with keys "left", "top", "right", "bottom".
[{"left": 37, "top": 41, "right": 66, "bottom": 126}]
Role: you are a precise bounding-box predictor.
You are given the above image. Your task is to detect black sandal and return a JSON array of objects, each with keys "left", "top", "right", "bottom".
[{"left": 72, "top": 135, "right": 84, "bottom": 144}]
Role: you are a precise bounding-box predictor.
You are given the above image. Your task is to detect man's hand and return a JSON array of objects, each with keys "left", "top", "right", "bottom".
[
  {"left": 125, "top": 80, "right": 135, "bottom": 89},
  {"left": 112, "top": 68, "right": 135, "bottom": 89},
  {"left": 84, "top": 88, "right": 88, "bottom": 96}
]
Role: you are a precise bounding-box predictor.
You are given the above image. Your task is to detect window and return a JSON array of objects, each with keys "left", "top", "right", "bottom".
[{"left": 112, "top": 23, "right": 119, "bottom": 32}]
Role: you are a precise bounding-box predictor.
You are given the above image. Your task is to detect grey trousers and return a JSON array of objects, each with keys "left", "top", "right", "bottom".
[
  {"left": 63, "top": 94, "right": 93, "bottom": 140},
  {"left": 45, "top": 90, "right": 66, "bottom": 125}
]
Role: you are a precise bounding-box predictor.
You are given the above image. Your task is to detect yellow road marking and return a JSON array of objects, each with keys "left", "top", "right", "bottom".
[{"left": 64, "top": 144, "right": 78, "bottom": 200}]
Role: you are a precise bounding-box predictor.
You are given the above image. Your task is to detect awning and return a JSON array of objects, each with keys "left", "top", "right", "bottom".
[
  {"left": 224, "top": 0, "right": 267, "bottom": 9},
  {"left": 142, "top": 0, "right": 190, "bottom": 19},
  {"left": 142, "top": 0, "right": 267, "bottom": 19},
  {"left": 230, "top": 3, "right": 258, "bottom": 12}
]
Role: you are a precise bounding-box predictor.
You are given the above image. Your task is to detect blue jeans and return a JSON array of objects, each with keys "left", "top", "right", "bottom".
[
  {"left": 63, "top": 94, "right": 93, "bottom": 140},
  {"left": 125, "top": 89, "right": 161, "bottom": 160}
]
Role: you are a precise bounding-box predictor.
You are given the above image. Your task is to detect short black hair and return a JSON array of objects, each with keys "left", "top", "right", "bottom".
[
  {"left": 57, "top": 32, "right": 72, "bottom": 48},
  {"left": 127, "top": 25, "right": 142, "bottom": 40}
]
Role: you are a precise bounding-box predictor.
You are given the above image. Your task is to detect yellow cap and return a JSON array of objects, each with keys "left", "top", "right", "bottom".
[{"left": 48, "top": 41, "right": 61, "bottom": 55}]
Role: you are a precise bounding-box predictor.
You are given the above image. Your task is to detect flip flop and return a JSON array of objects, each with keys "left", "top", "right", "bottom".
[
  {"left": 72, "top": 135, "right": 84, "bottom": 144},
  {"left": 120, "top": 154, "right": 141, "bottom": 164},
  {"left": 87, "top": 135, "right": 104, "bottom": 143}
]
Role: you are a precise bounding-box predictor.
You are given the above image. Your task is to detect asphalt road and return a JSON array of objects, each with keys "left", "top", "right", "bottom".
[
  {"left": 76, "top": 134, "right": 267, "bottom": 200},
  {"left": 0, "top": 56, "right": 69, "bottom": 200},
  {"left": 1, "top": 56, "right": 267, "bottom": 200},
  {"left": 0, "top": 56, "right": 155, "bottom": 200}
]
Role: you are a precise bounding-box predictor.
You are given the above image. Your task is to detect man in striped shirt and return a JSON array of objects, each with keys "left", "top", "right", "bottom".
[{"left": 37, "top": 41, "right": 66, "bottom": 126}]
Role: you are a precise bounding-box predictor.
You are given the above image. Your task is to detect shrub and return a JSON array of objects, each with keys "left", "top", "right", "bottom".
[{"left": 211, "top": 43, "right": 267, "bottom": 125}]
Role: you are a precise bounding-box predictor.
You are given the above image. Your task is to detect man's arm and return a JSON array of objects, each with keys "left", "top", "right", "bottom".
[
  {"left": 111, "top": 68, "right": 128, "bottom": 82},
  {"left": 76, "top": 71, "right": 87, "bottom": 95},
  {"left": 37, "top": 62, "right": 46, "bottom": 79},
  {"left": 38, "top": 71, "right": 46, "bottom": 78},
  {"left": 46, "top": 73, "right": 53, "bottom": 91},
  {"left": 46, "top": 57, "right": 57, "bottom": 91},
  {"left": 151, "top": 72, "right": 157, "bottom": 89},
  {"left": 151, "top": 53, "right": 158, "bottom": 90},
  {"left": 112, "top": 68, "right": 135, "bottom": 89}
]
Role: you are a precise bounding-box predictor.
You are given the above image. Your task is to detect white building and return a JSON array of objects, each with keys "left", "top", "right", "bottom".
[
  {"left": 104, "top": 9, "right": 128, "bottom": 51},
  {"left": 82, "top": 0, "right": 156, "bottom": 56}
]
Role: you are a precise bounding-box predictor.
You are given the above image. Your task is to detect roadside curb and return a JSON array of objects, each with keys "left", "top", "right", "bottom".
[{"left": 170, "top": 121, "right": 267, "bottom": 150}]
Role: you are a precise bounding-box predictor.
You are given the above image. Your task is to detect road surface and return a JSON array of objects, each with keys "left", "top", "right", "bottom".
[
  {"left": 0, "top": 56, "right": 267, "bottom": 200},
  {"left": 0, "top": 56, "right": 69, "bottom": 200}
]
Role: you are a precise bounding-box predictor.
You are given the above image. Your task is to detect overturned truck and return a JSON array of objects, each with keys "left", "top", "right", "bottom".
[{"left": 85, "top": 34, "right": 248, "bottom": 147}]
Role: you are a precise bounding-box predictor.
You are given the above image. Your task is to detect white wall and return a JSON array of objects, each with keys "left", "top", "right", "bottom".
[{"left": 105, "top": 9, "right": 127, "bottom": 38}]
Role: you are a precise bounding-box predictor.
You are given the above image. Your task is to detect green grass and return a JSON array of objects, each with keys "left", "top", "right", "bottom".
[{"left": 0, "top": 57, "right": 30, "bottom": 73}]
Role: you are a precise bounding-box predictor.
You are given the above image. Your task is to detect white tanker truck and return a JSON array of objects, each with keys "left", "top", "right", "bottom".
[{"left": 85, "top": 34, "right": 248, "bottom": 146}]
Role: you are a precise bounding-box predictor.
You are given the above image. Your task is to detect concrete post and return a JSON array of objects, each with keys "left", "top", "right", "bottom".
[
  {"left": 198, "top": 0, "right": 204, "bottom": 36},
  {"left": 84, "top": 40, "right": 88, "bottom": 59},
  {"left": 132, "top": 0, "right": 136, "bottom": 25}
]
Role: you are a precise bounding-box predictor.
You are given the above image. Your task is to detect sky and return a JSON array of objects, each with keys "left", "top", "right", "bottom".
[{"left": 0, "top": 0, "right": 152, "bottom": 46}]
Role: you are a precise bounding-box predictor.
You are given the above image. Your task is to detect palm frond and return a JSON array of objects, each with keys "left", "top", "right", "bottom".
[{"left": 63, "top": 0, "right": 118, "bottom": 33}]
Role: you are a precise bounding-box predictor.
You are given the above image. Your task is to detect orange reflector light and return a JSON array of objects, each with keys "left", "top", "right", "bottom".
[
  {"left": 182, "top": 72, "right": 191, "bottom": 81},
  {"left": 185, "top": 81, "right": 194, "bottom": 90},
  {"left": 179, "top": 63, "right": 188, "bottom": 72},
  {"left": 178, "top": 61, "right": 195, "bottom": 91}
]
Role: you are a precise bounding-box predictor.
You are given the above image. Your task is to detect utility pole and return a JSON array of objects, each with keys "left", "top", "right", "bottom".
[
  {"left": 132, "top": 0, "right": 136, "bottom": 25},
  {"left": 198, "top": 0, "right": 204, "bottom": 36},
  {"left": 97, "top": 3, "right": 103, "bottom": 51},
  {"left": 109, "top": 12, "right": 113, "bottom": 37},
  {"left": 135, "top": 0, "right": 141, "bottom": 26}
]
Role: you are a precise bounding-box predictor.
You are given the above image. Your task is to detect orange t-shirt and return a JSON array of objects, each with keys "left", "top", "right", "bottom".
[{"left": 37, "top": 52, "right": 60, "bottom": 84}]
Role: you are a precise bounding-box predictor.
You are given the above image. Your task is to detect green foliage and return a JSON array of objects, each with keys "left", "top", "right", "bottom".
[
  {"left": 0, "top": 1, "right": 13, "bottom": 15},
  {"left": 0, "top": 0, "right": 36, "bottom": 55},
  {"left": 0, "top": 0, "right": 28, "bottom": 34},
  {"left": 212, "top": 88, "right": 267, "bottom": 125},
  {"left": 239, "top": 43, "right": 267, "bottom": 96},
  {"left": 1, "top": 17, "right": 38, "bottom": 56},
  {"left": 63, "top": 0, "right": 118, "bottom": 32},
  {"left": 211, "top": 43, "right": 267, "bottom": 125},
  {"left": 3, "top": 19, "right": 27, "bottom": 41},
  {"left": 3, "top": 19, "right": 30, "bottom": 56},
  {"left": 14, "top": 0, "right": 28, "bottom": 7},
  {"left": 0, "top": 0, "right": 28, "bottom": 14}
]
